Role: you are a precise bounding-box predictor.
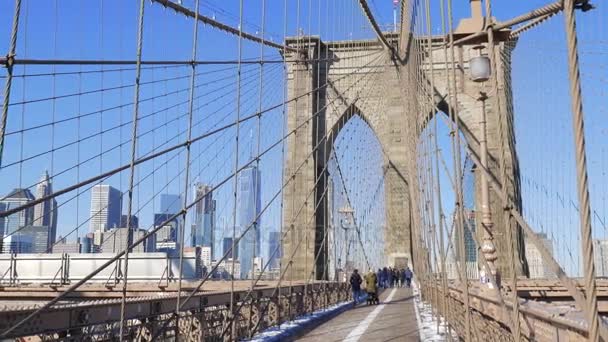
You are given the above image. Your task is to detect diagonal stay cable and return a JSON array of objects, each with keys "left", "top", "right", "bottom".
[
  {"left": 151, "top": 56, "right": 383, "bottom": 340},
  {"left": 0, "top": 53, "right": 382, "bottom": 338},
  {"left": 0, "top": 52, "right": 383, "bottom": 219}
]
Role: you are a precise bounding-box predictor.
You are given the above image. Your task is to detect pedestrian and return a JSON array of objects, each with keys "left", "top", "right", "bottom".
[
  {"left": 350, "top": 269, "right": 363, "bottom": 304},
  {"left": 387, "top": 267, "right": 393, "bottom": 288},
  {"left": 382, "top": 267, "right": 389, "bottom": 288},
  {"left": 404, "top": 267, "right": 413, "bottom": 288},
  {"left": 364, "top": 269, "right": 379, "bottom": 305},
  {"left": 400, "top": 268, "right": 406, "bottom": 287},
  {"left": 377, "top": 268, "right": 384, "bottom": 288},
  {"left": 393, "top": 268, "right": 399, "bottom": 287}
]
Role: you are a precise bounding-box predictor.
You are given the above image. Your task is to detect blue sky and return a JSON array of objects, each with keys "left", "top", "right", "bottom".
[{"left": 1, "top": 0, "right": 607, "bottom": 276}]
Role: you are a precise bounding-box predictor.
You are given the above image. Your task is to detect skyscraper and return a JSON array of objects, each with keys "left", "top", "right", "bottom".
[
  {"left": 120, "top": 214, "right": 139, "bottom": 228},
  {"left": 223, "top": 237, "right": 238, "bottom": 259},
  {"left": 236, "top": 166, "right": 261, "bottom": 279},
  {"left": 32, "top": 171, "right": 58, "bottom": 247},
  {"left": 1, "top": 188, "right": 37, "bottom": 253},
  {"left": 267, "top": 231, "right": 281, "bottom": 269},
  {"left": 158, "top": 194, "right": 183, "bottom": 245},
  {"left": 19, "top": 225, "right": 50, "bottom": 253},
  {"left": 100, "top": 227, "right": 156, "bottom": 253},
  {"left": 191, "top": 183, "right": 215, "bottom": 255},
  {"left": 89, "top": 185, "right": 122, "bottom": 234},
  {"left": 1, "top": 188, "right": 35, "bottom": 236},
  {"left": 154, "top": 214, "right": 179, "bottom": 250}
]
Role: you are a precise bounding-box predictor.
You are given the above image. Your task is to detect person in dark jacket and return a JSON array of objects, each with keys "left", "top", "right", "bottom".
[
  {"left": 382, "top": 267, "right": 388, "bottom": 288},
  {"left": 377, "top": 268, "right": 384, "bottom": 288},
  {"left": 350, "top": 269, "right": 363, "bottom": 304},
  {"left": 404, "top": 267, "right": 413, "bottom": 287}
]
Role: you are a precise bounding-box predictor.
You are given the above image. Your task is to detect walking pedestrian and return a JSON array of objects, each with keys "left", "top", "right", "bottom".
[
  {"left": 382, "top": 267, "right": 389, "bottom": 288},
  {"left": 404, "top": 267, "right": 413, "bottom": 288},
  {"left": 377, "top": 268, "right": 384, "bottom": 288},
  {"left": 350, "top": 269, "right": 363, "bottom": 304},
  {"left": 364, "top": 269, "right": 379, "bottom": 305}
]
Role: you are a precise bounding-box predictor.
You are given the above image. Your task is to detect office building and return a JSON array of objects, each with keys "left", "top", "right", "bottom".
[
  {"left": 525, "top": 232, "right": 554, "bottom": 279},
  {"left": 594, "top": 239, "right": 608, "bottom": 277},
  {"left": 19, "top": 225, "right": 51, "bottom": 253},
  {"left": 100, "top": 227, "right": 156, "bottom": 253},
  {"left": 267, "top": 231, "right": 281, "bottom": 269},
  {"left": 2, "top": 234, "right": 33, "bottom": 254},
  {"left": 223, "top": 237, "right": 238, "bottom": 259},
  {"left": 32, "top": 171, "right": 58, "bottom": 247},
  {"left": 154, "top": 213, "right": 179, "bottom": 252},
  {"left": 120, "top": 215, "right": 139, "bottom": 228},
  {"left": 214, "top": 258, "right": 241, "bottom": 280},
  {"left": 236, "top": 166, "right": 261, "bottom": 279},
  {"left": 81, "top": 233, "right": 94, "bottom": 253},
  {"left": 201, "top": 246, "right": 212, "bottom": 267},
  {"left": 1, "top": 188, "right": 35, "bottom": 237},
  {"left": 191, "top": 183, "right": 215, "bottom": 258},
  {"left": 53, "top": 237, "right": 82, "bottom": 254},
  {"left": 89, "top": 185, "right": 122, "bottom": 234},
  {"left": 158, "top": 194, "right": 183, "bottom": 244}
]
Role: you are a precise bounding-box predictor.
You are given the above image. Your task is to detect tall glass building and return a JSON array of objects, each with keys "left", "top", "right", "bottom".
[
  {"left": 0, "top": 188, "right": 35, "bottom": 253},
  {"left": 267, "top": 231, "right": 281, "bottom": 269},
  {"left": 32, "top": 171, "right": 58, "bottom": 248},
  {"left": 191, "top": 183, "right": 215, "bottom": 257},
  {"left": 236, "top": 166, "right": 261, "bottom": 279}
]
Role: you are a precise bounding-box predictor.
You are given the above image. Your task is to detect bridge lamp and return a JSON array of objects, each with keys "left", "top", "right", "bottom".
[{"left": 469, "top": 45, "right": 491, "bottom": 83}]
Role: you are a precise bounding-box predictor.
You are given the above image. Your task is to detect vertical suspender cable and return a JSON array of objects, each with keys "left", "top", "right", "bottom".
[
  {"left": 229, "top": 0, "right": 245, "bottom": 339},
  {"left": 562, "top": 1, "right": 600, "bottom": 340},
  {"left": 276, "top": 0, "right": 289, "bottom": 326},
  {"left": 119, "top": 0, "right": 146, "bottom": 340},
  {"left": 440, "top": 0, "right": 472, "bottom": 337},
  {"left": 483, "top": 0, "right": 521, "bottom": 339},
  {"left": 175, "top": 0, "right": 201, "bottom": 339},
  {"left": 248, "top": 0, "right": 265, "bottom": 337}
]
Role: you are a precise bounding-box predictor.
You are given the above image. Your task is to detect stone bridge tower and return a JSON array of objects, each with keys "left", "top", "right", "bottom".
[{"left": 280, "top": 8, "right": 526, "bottom": 280}]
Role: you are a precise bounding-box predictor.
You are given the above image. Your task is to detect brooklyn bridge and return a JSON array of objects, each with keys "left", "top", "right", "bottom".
[{"left": 0, "top": 0, "right": 606, "bottom": 340}]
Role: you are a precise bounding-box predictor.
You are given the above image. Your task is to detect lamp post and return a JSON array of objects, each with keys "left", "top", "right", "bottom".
[
  {"left": 470, "top": 45, "right": 498, "bottom": 288},
  {"left": 339, "top": 205, "right": 355, "bottom": 273}
]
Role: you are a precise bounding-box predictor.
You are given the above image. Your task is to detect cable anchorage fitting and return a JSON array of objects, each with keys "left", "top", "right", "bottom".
[{"left": 3, "top": 53, "right": 15, "bottom": 69}]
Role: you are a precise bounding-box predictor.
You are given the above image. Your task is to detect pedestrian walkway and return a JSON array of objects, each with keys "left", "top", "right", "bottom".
[{"left": 296, "top": 287, "right": 420, "bottom": 341}]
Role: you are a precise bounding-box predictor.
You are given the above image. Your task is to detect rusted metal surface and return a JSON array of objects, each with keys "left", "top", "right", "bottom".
[{"left": 0, "top": 281, "right": 350, "bottom": 340}]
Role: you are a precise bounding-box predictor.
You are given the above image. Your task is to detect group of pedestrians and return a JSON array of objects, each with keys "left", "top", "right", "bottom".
[
  {"left": 349, "top": 266, "right": 413, "bottom": 305},
  {"left": 377, "top": 266, "right": 413, "bottom": 288}
]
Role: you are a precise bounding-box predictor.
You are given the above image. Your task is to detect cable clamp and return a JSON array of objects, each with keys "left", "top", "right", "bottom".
[{"left": 3, "top": 53, "right": 15, "bottom": 69}]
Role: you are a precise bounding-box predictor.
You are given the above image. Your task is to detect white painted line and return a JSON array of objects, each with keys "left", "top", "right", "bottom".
[{"left": 342, "top": 288, "right": 397, "bottom": 342}]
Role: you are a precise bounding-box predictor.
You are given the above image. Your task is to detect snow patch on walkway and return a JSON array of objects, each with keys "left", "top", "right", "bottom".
[
  {"left": 247, "top": 301, "right": 353, "bottom": 342},
  {"left": 412, "top": 281, "right": 458, "bottom": 341}
]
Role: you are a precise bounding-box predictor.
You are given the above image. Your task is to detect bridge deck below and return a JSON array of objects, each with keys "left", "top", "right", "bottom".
[{"left": 297, "top": 287, "right": 419, "bottom": 341}]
